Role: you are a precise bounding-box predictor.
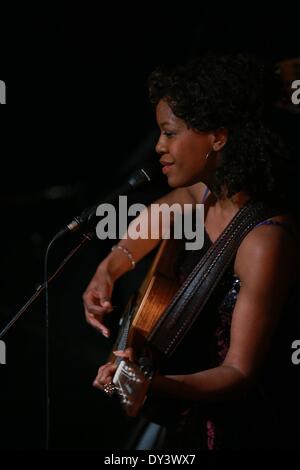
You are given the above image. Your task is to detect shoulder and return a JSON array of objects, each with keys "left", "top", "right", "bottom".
[
  {"left": 234, "top": 216, "right": 300, "bottom": 290},
  {"left": 185, "top": 182, "right": 208, "bottom": 204}
]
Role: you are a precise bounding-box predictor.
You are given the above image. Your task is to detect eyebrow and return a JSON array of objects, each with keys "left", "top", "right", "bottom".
[{"left": 158, "top": 121, "right": 172, "bottom": 127}]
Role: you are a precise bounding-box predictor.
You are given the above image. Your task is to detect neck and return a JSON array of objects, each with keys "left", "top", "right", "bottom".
[
  {"left": 209, "top": 189, "right": 251, "bottom": 218},
  {"left": 217, "top": 191, "right": 250, "bottom": 209}
]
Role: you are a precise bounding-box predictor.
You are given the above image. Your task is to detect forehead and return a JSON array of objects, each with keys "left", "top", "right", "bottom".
[{"left": 156, "top": 99, "right": 183, "bottom": 126}]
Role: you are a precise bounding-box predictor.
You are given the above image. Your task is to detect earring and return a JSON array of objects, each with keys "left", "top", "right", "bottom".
[{"left": 205, "top": 150, "right": 212, "bottom": 160}]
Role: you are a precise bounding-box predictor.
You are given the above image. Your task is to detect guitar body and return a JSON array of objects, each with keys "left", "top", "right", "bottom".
[
  {"left": 110, "top": 238, "right": 182, "bottom": 416},
  {"left": 127, "top": 238, "right": 181, "bottom": 353}
]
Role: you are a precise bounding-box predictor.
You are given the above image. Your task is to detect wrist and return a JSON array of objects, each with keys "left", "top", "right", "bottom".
[
  {"left": 99, "top": 247, "right": 134, "bottom": 281},
  {"left": 111, "top": 244, "right": 136, "bottom": 270}
]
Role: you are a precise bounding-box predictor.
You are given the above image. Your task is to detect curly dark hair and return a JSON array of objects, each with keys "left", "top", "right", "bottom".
[
  {"left": 213, "top": 123, "right": 292, "bottom": 206},
  {"left": 148, "top": 53, "right": 282, "bottom": 130},
  {"left": 148, "top": 53, "right": 293, "bottom": 207}
]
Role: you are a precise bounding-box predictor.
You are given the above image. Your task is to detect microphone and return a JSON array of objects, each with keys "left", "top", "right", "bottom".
[{"left": 55, "top": 160, "right": 159, "bottom": 239}]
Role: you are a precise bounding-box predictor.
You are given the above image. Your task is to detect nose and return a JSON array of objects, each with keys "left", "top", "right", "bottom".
[{"left": 155, "top": 136, "right": 167, "bottom": 156}]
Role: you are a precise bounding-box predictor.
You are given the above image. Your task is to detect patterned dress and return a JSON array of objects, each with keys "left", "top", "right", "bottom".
[
  {"left": 128, "top": 193, "right": 300, "bottom": 450},
  {"left": 158, "top": 219, "right": 300, "bottom": 450}
]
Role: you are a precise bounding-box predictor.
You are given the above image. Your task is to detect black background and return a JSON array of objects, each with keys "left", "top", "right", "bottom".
[{"left": 0, "top": 3, "right": 299, "bottom": 450}]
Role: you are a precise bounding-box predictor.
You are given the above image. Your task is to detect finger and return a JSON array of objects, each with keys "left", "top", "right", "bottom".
[
  {"left": 85, "top": 313, "right": 103, "bottom": 333},
  {"left": 83, "top": 291, "right": 112, "bottom": 314},
  {"left": 93, "top": 377, "right": 104, "bottom": 390},
  {"left": 86, "top": 303, "right": 113, "bottom": 316},
  {"left": 101, "top": 299, "right": 112, "bottom": 308},
  {"left": 113, "top": 347, "right": 134, "bottom": 361},
  {"left": 97, "top": 363, "right": 109, "bottom": 374},
  {"left": 85, "top": 303, "right": 106, "bottom": 314},
  {"left": 96, "top": 362, "right": 113, "bottom": 374},
  {"left": 93, "top": 285, "right": 113, "bottom": 308},
  {"left": 101, "top": 363, "right": 117, "bottom": 378},
  {"left": 113, "top": 350, "right": 127, "bottom": 357},
  {"left": 84, "top": 309, "right": 110, "bottom": 337},
  {"left": 85, "top": 306, "right": 111, "bottom": 337},
  {"left": 83, "top": 289, "right": 101, "bottom": 306},
  {"left": 101, "top": 371, "right": 115, "bottom": 384},
  {"left": 93, "top": 376, "right": 113, "bottom": 389},
  {"left": 93, "top": 364, "right": 116, "bottom": 388}
]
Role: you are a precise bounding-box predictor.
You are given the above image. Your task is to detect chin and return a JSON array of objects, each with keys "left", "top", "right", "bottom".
[
  {"left": 167, "top": 175, "right": 195, "bottom": 188},
  {"left": 165, "top": 176, "right": 181, "bottom": 188}
]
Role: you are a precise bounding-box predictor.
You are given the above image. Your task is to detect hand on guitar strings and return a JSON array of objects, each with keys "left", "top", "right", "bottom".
[{"left": 92, "top": 348, "right": 134, "bottom": 392}]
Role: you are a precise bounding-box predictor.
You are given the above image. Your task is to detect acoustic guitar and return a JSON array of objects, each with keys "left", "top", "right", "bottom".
[
  {"left": 109, "top": 238, "right": 182, "bottom": 417},
  {"left": 107, "top": 201, "right": 277, "bottom": 417}
]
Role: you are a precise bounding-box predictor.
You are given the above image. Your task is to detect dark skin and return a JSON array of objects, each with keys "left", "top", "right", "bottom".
[
  {"left": 83, "top": 100, "right": 226, "bottom": 336},
  {"left": 93, "top": 201, "right": 298, "bottom": 399},
  {"left": 90, "top": 100, "right": 299, "bottom": 401}
]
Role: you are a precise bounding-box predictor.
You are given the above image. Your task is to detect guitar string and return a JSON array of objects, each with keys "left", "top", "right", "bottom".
[{"left": 115, "top": 367, "right": 129, "bottom": 402}]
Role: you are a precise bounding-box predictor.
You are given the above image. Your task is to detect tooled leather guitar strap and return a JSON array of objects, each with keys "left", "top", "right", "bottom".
[{"left": 147, "top": 201, "right": 278, "bottom": 360}]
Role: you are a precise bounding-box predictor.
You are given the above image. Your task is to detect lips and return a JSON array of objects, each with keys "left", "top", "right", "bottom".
[{"left": 160, "top": 160, "right": 175, "bottom": 174}]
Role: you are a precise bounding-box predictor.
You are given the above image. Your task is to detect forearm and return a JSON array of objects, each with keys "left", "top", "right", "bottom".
[
  {"left": 100, "top": 234, "right": 161, "bottom": 281},
  {"left": 100, "top": 186, "right": 197, "bottom": 281},
  {"left": 99, "top": 207, "right": 166, "bottom": 282},
  {"left": 151, "top": 365, "right": 250, "bottom": 402}
]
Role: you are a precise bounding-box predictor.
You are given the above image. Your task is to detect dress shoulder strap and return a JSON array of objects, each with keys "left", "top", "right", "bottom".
[
  {"left": 255, "top": 219, "right": 300, "bottom": 245},
  {"left": 201, "top": 186, "right": 210, "bottom": 204}
]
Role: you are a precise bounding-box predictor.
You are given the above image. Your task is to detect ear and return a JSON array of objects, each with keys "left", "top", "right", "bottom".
[{"left": 210, "top": 127, "right": 228, "bottom": 151}]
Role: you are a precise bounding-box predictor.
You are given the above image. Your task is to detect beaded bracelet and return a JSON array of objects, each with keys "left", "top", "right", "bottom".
[{"left": 111, "top": 244, "right": 136, "bottom": 270}]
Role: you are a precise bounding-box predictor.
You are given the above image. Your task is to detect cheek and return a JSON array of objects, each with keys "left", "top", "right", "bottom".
[
  {"left": 180, "top": 134, "right": 205, "bottom": 158},
  {"left": 170, "top": 133, "right": 209, "bottom": 170},
  {"left": 177, "top": 145, "right": 203, "bottom": 171},
  {"left": 187, "top": 138, "right": 207, "bottom": 158}
]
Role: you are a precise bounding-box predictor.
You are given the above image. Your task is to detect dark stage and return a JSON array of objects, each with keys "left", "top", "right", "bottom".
[{"left": 0, "top": 3, "right": 299, "bottom": 450}]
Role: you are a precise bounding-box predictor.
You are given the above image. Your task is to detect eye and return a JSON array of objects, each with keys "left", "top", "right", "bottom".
[{"left": 162, "top": 130, "right": 176, "bottom": 137}]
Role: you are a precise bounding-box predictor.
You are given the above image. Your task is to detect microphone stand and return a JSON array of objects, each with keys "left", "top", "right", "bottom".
[
  {"left": 0, "top": 161, "right": 158, "bottom": 339},
  {"left": 0, "top": 229, "right": 96, "bottom": 450},
  {"left": 0, "top": 230, "right": 95, "bottom": 339}
]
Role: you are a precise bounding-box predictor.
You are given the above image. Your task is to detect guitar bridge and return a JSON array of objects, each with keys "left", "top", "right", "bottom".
[{"left": 113, "top": 360, "right": 151, "bottom": 417}]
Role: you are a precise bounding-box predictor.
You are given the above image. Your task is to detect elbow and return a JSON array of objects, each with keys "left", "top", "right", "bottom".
[{"left": 220, "top": 363, "right": 256, "bottom": 396}]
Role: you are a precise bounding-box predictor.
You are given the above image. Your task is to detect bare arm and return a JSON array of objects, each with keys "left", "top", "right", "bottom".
[
  {"left": 101, "top": 182, "right": 206, "bottom": 278},
  {"left": 83, "top": 182, "right": 206, "bottom": 334},
  {"left": 150, "top": 224, "right": 298, "bottom": 401}
]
